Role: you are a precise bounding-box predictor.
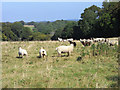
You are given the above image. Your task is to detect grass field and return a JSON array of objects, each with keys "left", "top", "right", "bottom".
[{"left": 2, "top": 41, "right": 118, "bottom": 88}]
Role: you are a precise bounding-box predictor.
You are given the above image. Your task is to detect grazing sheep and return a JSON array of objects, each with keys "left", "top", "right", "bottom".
[
  {"left": 18, "top": 47, "right": 28, "bottom": 58},
  {"left": 56, "top": 43, "right": 74, "bottom": 57},
  {"left": 39, "top": 47, "right": 47, "bottom": 58},
  {"left": 80, "top": 39, "right": 93, "bottom": 46}
]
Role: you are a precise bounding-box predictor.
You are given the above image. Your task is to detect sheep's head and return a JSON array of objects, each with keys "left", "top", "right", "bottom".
[{"left": 69, "top": 41, "right": 72, "bottom": 44}]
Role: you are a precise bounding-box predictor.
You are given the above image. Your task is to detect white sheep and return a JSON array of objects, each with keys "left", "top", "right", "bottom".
[
  {"left": 56, "top": 43, "right": 74, "bottom": 56},
  {"left": 58, "top": 37, "right": 63, "bottom": 42},
  {"left": 39, "top": 47, "right": 47, "bottom": 58},
  {"left": 18, "top": 47, "right": 28, "bottom": 58},
  {"left": 67, "top": 38, "right": 73, "bottom": 42}
]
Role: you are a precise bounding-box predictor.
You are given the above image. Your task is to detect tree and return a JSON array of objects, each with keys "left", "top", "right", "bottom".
[
  {"left": 21, "top": 27, "right": 33, "bottom": 41},
  {"left": 95, "top": 1, "right": 120, "bottom": 37},
  {"left": 61, "top": 21, "right": 78, "bottom": 39},
  {"left": 19, "top": 20, "right": 25, "bottom": 25},
  {"left": 2, "top": 26, "right": 18, "bottom": 41},
  {"left": 78, "top": 5, "right": 101, "bottom": 38},
  {"left": 30, "top": 32, "right": 50, "bottom": 41},
  {"left": 11, "top": 22, "right": 24, "bottom": 37}
]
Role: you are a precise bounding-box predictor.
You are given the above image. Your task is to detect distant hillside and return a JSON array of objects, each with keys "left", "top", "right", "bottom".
[{"left": 33, "top": 20, "right": 78, "bottom": 35}]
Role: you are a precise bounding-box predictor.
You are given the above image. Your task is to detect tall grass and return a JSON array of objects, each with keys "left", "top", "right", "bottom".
[{"left": 2, "top": 41, "right": 118, "bottom": 88}]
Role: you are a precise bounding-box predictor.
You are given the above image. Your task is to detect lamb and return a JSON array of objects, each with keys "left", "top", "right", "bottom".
[
  {"left": 18, "top": 47, "right": 28, "bottom": 58},
  {"left": 56, "top": 43, "right": 74, "bottom": 57},
  {"left": 39, "top": 47, "right": 47, "bottom": 58}
]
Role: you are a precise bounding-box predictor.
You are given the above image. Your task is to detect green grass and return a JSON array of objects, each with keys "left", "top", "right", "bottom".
[{"left": 2, "top": 41, "right": 118, "bottom": 88}]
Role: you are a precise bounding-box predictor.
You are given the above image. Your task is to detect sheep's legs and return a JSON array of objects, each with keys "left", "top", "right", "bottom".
[
  {"left": 57, "top": 51, "right": 61, "bottom": 57},
  {"left": 19, "top": 54, "right": 22, "bottom": 58},
  {"left": 67, "top": 52, "right": 69, "bottom": 57},
  {"left": 19, "top": 54, "right": 20, "bottom": 58}
]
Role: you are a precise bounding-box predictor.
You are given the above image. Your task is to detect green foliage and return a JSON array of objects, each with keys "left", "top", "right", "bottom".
[
  {"left": 30, "top": 32, "right": 50, "bottom": 41},
  {"left": 2, "top": 34, "right": 8, "bottom": 41},
  {"left": 91, "top": 44, "right": 96, "bottom": 56},
  {"left": 61, "top": 21, "right": 78, "bottom": 39},
  {"left": 35, "top": 20, "right": 70, "bottom": 35},
  {"left": 21, "top": 27, "right": 33, "bottom": 41},
  {"left": 11, "top": 22, "right": 24, "bottom": 37},
  {"left": 19, "top": 20, "right": 25, "bottom": 25},
  {"left": 2, "top": 26, "right": 18, "bottom": 41},
  {"left": 26, "top": 21, "right": 36, "bottom": 25}
]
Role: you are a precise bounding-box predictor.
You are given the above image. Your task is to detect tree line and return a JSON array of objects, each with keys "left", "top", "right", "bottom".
[
  {"left": 1, "top": 1, "right": 120, "bottom": 41},
  {"left": 1, "top": 20, "right": 75, "bottom": 41},
  {"left": 52, "top": 1, "right": 120, "bottom": 39}
]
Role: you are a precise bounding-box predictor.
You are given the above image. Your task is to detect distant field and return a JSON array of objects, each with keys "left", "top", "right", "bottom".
[{"left": 2, "top": 41, "right": 118, "bottom": 88}]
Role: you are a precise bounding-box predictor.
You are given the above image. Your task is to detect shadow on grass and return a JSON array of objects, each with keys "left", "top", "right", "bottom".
[
  {"left": 37, "top": 56, "right": 40, "bottom": 58},
  {"left": 76, "top": 56, "right": 82, "bottom": 61},
  {"left": 16, "top": 56, "right": 22, "bottom": 58},
  {"left": 52, "top": 55, "right": 69, "bottom": 57},
  {"left": 106, "top": 75, "right": 119, "bottom": 88}
]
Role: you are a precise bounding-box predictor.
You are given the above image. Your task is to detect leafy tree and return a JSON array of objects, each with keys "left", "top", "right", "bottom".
[
  {"left": 27, "top": 21, "right": 36, "bottom": 25},
  {"left": 2, "top": 26, "right": 18, "bottom": 41},
  {"left": 21, "top": 27, "right": 33, "bottom": 41},
  {"left": 11, "top": 22, "right": 24, "bottom": 37},
  {"left": 78, "top": 5, "right": 101, "bottom": 38},
  {"left": 61, "top": 21, "right": 78, "bottom": 39},
  {"left": 2, "top": 34, "right": 8, "bottom": 41},
  {"left": 20, "top": 20, "right": 25, "bottom": 25},
  {"left": 30, "top": 32, "right": 50, "bottom": 41}
]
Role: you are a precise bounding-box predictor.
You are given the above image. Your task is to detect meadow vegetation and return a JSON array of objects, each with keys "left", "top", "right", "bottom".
[{"left": 2, "top": 41, "right": 118, "bottom": 88}]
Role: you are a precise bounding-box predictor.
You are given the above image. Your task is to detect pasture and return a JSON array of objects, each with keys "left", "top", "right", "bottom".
[{"left": 2, "top": 41, "right": 118, "bottom": 88}]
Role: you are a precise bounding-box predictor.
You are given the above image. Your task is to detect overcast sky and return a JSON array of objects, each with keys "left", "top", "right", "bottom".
[{"left": 2, "top": 2, "right": 103, "bottom": 22}]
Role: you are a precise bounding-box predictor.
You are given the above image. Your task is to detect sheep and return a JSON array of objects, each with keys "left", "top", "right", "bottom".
[
  {"left": 56, "top": 43, "right": 74, "bottom": 57},
  {"left": 107, "top": 39, "right": 118, "bottom": 46},
  {"left": 80, "top": 39, "right": 93, "bottom": 46},
  {"left": 18, "top": 47, "right": 28, "bottom": 58},
  {"left": 63, "top": 39, "right": 67, "bottom": 42},
  {"left": 67, "top": 38, "right": 73, "bottom": 42},
  {"left": 93, "top": 38, "right": 106, "bottom": 42},
  {"left": 39, "top": 47, "right": 47, "bottom": 58},
  {"left": 58, "top": 37, "right": 63, "bottom": 42}
]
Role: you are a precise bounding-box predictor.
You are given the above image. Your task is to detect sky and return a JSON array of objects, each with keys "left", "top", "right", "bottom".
[{"left": 2, "top": 2, "right": 103, "bottom": 22}]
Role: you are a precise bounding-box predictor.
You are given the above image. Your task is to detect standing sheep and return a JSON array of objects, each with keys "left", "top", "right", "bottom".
[
  {"left": 39, "top": 47, "right": 47, "bottom": 58},
  {"left": 18, "top": 47, "right": 28, "bottom": 58},
  {"left": 56, "top": 43, "right": 74, "bottom": 57}
]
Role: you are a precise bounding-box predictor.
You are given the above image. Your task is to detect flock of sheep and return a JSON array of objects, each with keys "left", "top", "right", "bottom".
[
  {"left": 79, "top": 38, "right": 118, "bottom": 46},
  {"left": 18, "top": 37, "right": 118, "bottom": 58},
  {"left": 18, "top": 40, "right": 75, "bottom": 58}
]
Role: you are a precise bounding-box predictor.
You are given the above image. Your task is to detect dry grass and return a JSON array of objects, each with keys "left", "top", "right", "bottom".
[{"left": 2, "top": 41, "right": 118, "bottom": 88}]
